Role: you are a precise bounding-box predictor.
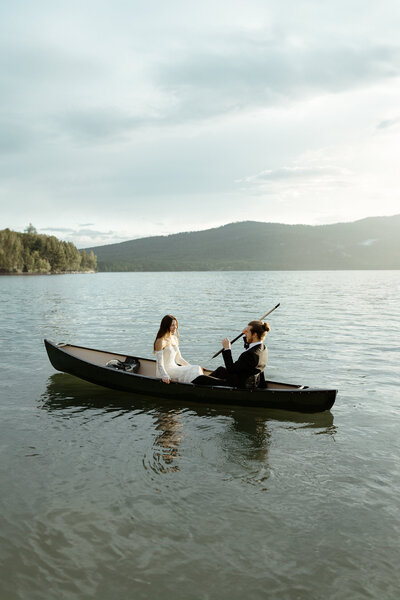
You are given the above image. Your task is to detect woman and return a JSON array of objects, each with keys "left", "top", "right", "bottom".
[{"left": 154, "top": 315, "right": 203, "bottom": 384}]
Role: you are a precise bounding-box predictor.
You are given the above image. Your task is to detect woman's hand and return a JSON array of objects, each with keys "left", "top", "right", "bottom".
[
  {"left": 222, "top": 337, "right": 231, "bottom": 349},
  {"left": 162, "top": 377, "right": 171, "bottom": 384}
]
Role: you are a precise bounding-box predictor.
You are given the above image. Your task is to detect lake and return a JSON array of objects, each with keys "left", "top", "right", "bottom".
[{"left": 0, "top": 271, "right": 399, "bottom": 599}]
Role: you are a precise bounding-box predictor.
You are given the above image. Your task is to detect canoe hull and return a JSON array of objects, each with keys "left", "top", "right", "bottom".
[{"left": 44, "top": 339, "right": 337, "bottom": 413}]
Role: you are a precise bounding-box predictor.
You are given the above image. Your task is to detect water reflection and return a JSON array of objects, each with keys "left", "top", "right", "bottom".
[
  {"left": 40, "top": 374, "right": 336, "bottom": 478},
  {"left": 41, "top": 374, "right": 334, "bottom": 424},
  {"left": 152, "top": 411, "right": 184, "bottom": 473}
]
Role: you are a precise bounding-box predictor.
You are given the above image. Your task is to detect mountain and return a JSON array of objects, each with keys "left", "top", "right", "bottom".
[{"left": 85, "top": 215, "right": 400, "bottom": 271}]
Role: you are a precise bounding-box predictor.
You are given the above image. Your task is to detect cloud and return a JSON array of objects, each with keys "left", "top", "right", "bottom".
[
  {"left": 359, "top": 238, "right": 378, "bottom": 246},
  {"left": 0, "top": 42, "right": 103, "bottom": 112},
  {"left": 74, "top": 229, "right": 143, "bottom": 248},
  {"left": 42, "top": 227, "right": 116, "bottom": 238},
  {"left": 39, "top": 226, "right": 134, "bottom": 248},
  {"left": 0, "top": 116, "right": 35, "bottom": 153},
  {"left": 57, "top": 109, "right": 142, "bottom": 142},
  {"left": 241, "top": 164, "right": 350, "bottom": 183},
  {"left": 377, "top": 116, "right": 400, "bottom": 129},
  {"left": 40, "top": 32, "right": 400, "bottom": 143},
  {"left": 0, "top": 44, "right": 100, "bottom": 83},
  {"left": 156, "top": 36, "right": 400, "bottom": 122},
  {"left": 238, "top": 160, "right": 353, "bottom": 196},
  {"left": 40, "top": 227, "right": 75, "bottom": 233}
]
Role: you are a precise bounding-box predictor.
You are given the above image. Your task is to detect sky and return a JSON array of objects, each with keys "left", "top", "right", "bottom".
[{"left": 1, "top": 0, "right": 399, "bottom": 248}]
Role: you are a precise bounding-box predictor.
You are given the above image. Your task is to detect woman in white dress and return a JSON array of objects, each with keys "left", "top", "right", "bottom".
[{"left": 154, "top": 315, "right": 203, "bottom": 384}]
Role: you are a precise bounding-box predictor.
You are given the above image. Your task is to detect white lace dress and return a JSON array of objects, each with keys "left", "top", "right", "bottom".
[{"left": 155, "top": 344, "right": 202, "bottom": 384}]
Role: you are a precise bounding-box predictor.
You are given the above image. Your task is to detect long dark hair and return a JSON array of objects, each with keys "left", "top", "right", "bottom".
[{"left": 153, "top": 314, "right": 179, "bottom": 351}]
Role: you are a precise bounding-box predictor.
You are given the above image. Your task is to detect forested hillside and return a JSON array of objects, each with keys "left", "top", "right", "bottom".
[
  {"left": 0, "top": 226, "right": 97, "bottom": 274},
  {"left": 86, "top": 215, "right": 400, "bottom": 271}
]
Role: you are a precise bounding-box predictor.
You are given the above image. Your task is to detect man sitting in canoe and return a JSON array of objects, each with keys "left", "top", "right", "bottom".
[{"left": 192, "top": 320, "right": 270, "bottom": 389}]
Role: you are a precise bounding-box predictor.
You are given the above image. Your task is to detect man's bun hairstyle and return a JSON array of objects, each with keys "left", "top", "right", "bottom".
[{"left": 248, "top": 320, "right": 270, "bottom": 339}]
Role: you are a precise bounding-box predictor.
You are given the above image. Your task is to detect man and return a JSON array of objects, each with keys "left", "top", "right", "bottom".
[{"left": 192, "top": 320, "right": 270, "bottom": 389}]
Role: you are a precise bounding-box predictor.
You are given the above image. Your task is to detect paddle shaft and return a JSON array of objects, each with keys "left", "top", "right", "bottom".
[{"left": 211, "top": 303, "right": 280, "bottom": 359}]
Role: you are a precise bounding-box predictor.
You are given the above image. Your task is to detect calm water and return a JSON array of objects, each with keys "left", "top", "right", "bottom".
[{"left": 0, "top": 271, "right": 399, "bottom": 600}]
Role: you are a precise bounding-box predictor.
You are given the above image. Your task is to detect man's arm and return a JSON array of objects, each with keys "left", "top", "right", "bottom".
[{"left": 222, "top": 347, "right": 258, "bottom": 376}]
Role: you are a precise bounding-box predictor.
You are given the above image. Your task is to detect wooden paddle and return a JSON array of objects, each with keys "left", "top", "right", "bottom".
[{"left": 211, "top": 303, "right": 280, "bottom": 359}]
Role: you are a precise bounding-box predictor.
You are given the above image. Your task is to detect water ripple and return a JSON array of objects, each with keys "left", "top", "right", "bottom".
[{"left": 1, "top": 271, "right": 400, "bottom": 599}]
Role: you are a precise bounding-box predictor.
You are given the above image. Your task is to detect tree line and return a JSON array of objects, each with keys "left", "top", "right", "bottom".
[
  {"left": 0, "top": 225, "right": 97, "bottom": 274},
  {"left": 97, "top": 259, "right": 257, "bottom": 271}
]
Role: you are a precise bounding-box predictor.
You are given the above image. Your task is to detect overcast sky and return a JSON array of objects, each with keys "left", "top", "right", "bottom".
[{"left": 1, "top": 0, "right": 399, "bottom": 247}]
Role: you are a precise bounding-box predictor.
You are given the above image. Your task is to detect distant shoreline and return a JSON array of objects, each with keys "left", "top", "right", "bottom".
[
  {"left": 0, "top": 271, "right": 96, "bottom": 276},
  {"left": 2, "top": 268, "right": 399, "bottom": 275}
]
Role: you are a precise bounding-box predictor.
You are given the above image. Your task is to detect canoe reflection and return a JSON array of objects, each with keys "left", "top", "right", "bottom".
[
  {"left": 40, "top": 374, "right": 336, "bottom": 475},
  {"left": 41, "top": 374, "right": 334, "bottom": 424}
]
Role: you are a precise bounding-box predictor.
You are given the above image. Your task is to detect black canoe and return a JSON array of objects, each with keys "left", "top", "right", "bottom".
[{"left": 44, "top": 339, "right": 337, "bottom": 413}]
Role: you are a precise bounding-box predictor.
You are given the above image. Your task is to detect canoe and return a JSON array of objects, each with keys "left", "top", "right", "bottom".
[{"left": 44, "top": 339, "right": 337, "bottom": 413}]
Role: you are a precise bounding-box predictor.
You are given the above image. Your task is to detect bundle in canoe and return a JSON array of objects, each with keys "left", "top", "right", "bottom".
[{"left": 44, "top": 339, "right": 337, "bottom": 413}]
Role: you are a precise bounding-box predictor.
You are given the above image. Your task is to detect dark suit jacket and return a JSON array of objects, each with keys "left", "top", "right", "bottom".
[{"left": 221, "top": 343, "right": 268, "bottom": 389}]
